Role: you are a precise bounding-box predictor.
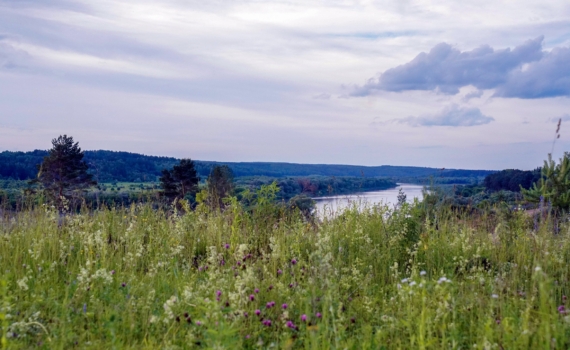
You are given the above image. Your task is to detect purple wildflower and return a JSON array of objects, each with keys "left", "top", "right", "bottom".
[
  {"left": 255, "top": 309, "right": 261, "bottom": 316},
  {"left": 220, "top": 260, "right": 225, "bottom": 266},
  {"left": 224, "top": 243, "right": 230, "bottom": 249},
  {"left": 558, "top": 305, "right": 566, "bottom": 314},
  {"left": 301, "top": 314, "right": 307, "bottom": 322},
  {"left": 196, "top": 321, "right": 202, "bottom": 326},
  {"left": 268, "top": 285, "right": 273, "bottom": 290},
  {"left": 282, "top": 303, "right": 288, "bottom": 309},
  {"left": 286, "top": 320, "right": 295, "bottom": 329},
  {"left": 291, "top": 258, "right": 297, "bottom": 265},
  {"left": 245, "top": 335, "right": 250, "bottom": 339},
  {"left": 249, "top": 294, "right": 255, "bottom": 301},
  {"left": 216, "top": 290, "right": 222, "bottom": 297},
  {"left": 121, "top": 282, "right": 126, "bottom": 288},
  {"left": 244, "top": 312, "right": 248, "bottom": 318},
  {"left": 111, "top": 270, "right": 115, "bottom": 275},
  {"left": 266, "top": 302, "right": 273, "bottom": 308},
  {"left": 277, "top": 269, "right": 283, "bottom": 275},
  {"left": 316, "top": 312, "right": 322, "bottom": 319},
  {"left": 264, "top": 319, "right": 272, "bottom": 327},
  {"left": 254, "top": 288, "right": 259, "bottom": 293}
]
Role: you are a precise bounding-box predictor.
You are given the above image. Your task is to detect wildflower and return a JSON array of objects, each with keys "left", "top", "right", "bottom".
[
  {"left": 225, "top": 301, "right": 230, "bottom": 307},
  {"left": 535, "top": 266, "right": 542, "bottom": 272},
  {"left": 491, "top": 294, "right": 499, "bottom": 299},
  {"left": 224, "top": 243, "right": 230, "bottom": 249},
  {"left": 409, "top": 281, "right": 417, "bottom": 287},
  {"left": 220, "top": 260, "right": 225, "bottom": 266},
  {"left": 237, "top": 261, "right": 241, "bottom": 266},
  {"left": 282, "top": 303, "right": 288, "bottom": 309},
  {"left": 244, "top": 312, "right": 248, "bottom": 318},
  {"left": 286, "top": 320, "right": 296, "bottom": 329},
  {"left": 254, "top": 288, "right": 260, "bottom": 294},
  {"left": 255, "top": 309, "right": 261, "bottom": 316},
  {"left": 186, "top": 317, "right": 192, "bottom": 324},
  {"left": 111, "top": 270, "right": 115, "bottom": 275},
  {"left": 245, "top": 335, "right": 250, "bottom": 339},
  {"left": 268, "top": 285, "right": 273, "bottom": 290},
  {"left": 121, "top": 283, "right": 126, "bottom": 288},
  {"left": 196, "top": 321, "right": 202, "bottom": 326},
  {"left": 83, "top": 303, "right": 87, "bottom": 313},
  {"left": 420, "top": 270, "right": 427, "bottom": 276},
  {"left": 301, "top": 314, "right": 307, "bottom": 322},
  {"left": 289, "top": 283, "right": 294, "bottom": 288},
  {"left": 249, "top": 294, "right": 255, "bottom": 301},
  {"left": 401, "top": 278, "right": 409, "bottom": 283},
  {"left": 316, "top": 312, "right": 322, "bottom": 318},
  {"left": 351, "top": 317, "right": 356, "bottom": 323},
  {"left": 291, "top": 258, "right": 297, "bottom": 265},
  {"left": 558, "top": 305, "right": 566, "bottom": 314},
  {"left": 496, "top": 319, "right": 501, "bottom": 325},
  {"left": 277, "top": 269, "right": 283, "bottom": 275},
  {"left": 216, "top": 290, "right": 222, "bottom": 297},
  {"left": 176, "top": 316, "right": 180, "bottom": 322},
  {"left": 563, "top": 295, "right": 567, "bottom": 303}
]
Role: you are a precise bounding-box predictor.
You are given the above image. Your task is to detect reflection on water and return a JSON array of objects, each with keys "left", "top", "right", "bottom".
[{"left": 313, "top": 184, "right": 425, "bottom": 217}]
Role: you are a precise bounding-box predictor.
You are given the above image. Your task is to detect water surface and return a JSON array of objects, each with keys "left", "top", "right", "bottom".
[{"left": 313, "top": 183, "right": 425, "bottom": 216}]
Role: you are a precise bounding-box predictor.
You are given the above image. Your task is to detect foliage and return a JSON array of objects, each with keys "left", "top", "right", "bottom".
[
  {"left": 0, "top": 150, "right": 495, "bottom": 182},
  {"left": 2, "top": 200, "right": 570, "bottom": 348},
  {"left": 31, "top": 135, "right": 96, "bottom": 209},
  {"left": 159, "top": 159, "right": 200, "bottom": 202},
  {"left": 523, "top": 153, "right": 570, "bottom": 211},
  {"left": 207, "top": 165, "right": 235, "bottom": 210},
  {"left": 484, "top": 168, "right": 541, "bottom": 192}
]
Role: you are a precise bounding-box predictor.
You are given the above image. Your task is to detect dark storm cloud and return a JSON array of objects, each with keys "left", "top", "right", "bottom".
[
  {"left": 396, "top": 104, "right": 494, "bottom": 127},
  {"left": 353, "top": 36, "right": 570, "bottom": 99}
]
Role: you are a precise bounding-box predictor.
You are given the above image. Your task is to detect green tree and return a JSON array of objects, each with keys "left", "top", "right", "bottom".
[
  {"left": 207, "top": 165, "right": 234, "bottom": 209},
  {"left": 522, "top": 153, "right": 570, "bottom": 210},
  {"left": 33, "top": 135, "right": 96, "bottom": 208},
  {"left": 159, "top": 159, "right": 200, "bottom": 201}
]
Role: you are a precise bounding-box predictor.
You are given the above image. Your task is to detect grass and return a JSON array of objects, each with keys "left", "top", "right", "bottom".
[{"left": 1, "top": 199, "right": 570, "bottom": 349}]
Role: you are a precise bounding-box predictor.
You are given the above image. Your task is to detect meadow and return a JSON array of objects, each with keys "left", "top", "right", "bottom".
[{"left": 1, "top": 197, "right": 570, "bottom": 349}]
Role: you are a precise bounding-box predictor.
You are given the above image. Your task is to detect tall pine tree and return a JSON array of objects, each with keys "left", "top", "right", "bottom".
[{"left": 34, "top": 135, "right": 96, "bottom": 208}]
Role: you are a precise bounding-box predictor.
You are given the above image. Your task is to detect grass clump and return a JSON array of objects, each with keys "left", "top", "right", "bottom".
[{"left": 1, "top": 200, "right": 570, "bottom": 349}]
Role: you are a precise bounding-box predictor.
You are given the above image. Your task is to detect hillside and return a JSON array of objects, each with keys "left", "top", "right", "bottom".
[{"left": 0, "top": 149, "right": 496, "bottom": 182}]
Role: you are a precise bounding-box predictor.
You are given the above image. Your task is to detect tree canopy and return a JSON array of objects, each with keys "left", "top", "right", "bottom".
[{"left": 33, "top": 135, "right": 96, "bottom": 208}]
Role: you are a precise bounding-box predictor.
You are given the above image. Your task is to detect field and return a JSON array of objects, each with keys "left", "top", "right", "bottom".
[{"left": 1, "top": 199, "right": 570, "bottom": 349}]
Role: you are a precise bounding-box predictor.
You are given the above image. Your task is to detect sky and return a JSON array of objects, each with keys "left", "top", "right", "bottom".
[{"left": 1, "top": 1, "right": 570, "bottom": 170}]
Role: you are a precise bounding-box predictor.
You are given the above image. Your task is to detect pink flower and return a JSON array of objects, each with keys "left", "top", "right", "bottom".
[
  {"left": 291, "top": 258, "right": 297, "bottom": 265},
  {"left": 255, "top": 309, "right": 261, "bottom": 316},
  {"left": 249, "top": 294, "right": 255, "bottom": 301},
  {"left": 282, "top": 303, "right": 288, "bottom": 309},
  {"left": 316, "top": 312, "right": 322, "bottom": 318},
  {"left": 224, "top": 243, "right": 230, "bottom": 249},
  {"left": 301, "top": 314, "right": 307, "bottom": 322},
  {"left": 254, "top": 288, "right": 259, "bottom": 294}
]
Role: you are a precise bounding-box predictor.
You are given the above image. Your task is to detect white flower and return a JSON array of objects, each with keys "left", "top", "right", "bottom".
[
  {"left": 535, "top": 266, "right": 542, "bottom": 272},
  {"left": 409, "top": 281, "right": 417, "bottom": 287},
  {"left": 491, "top": 294, "right": 499, "bottom": 299},
  {"left": 401, "top": 278, "right": 409, "bottom": 283},
  {"left": 420, "top": 270, "right": 427, "bottom": 276}
]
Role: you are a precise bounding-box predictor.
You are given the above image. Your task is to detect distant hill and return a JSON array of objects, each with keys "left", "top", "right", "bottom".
[{"left": 0, "top": 149, "right": 496, "bottom": 182}]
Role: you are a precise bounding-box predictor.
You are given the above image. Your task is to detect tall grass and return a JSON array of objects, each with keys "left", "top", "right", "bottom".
[{"left": 1, "top": 200, "right": 570, "bottom": 348}]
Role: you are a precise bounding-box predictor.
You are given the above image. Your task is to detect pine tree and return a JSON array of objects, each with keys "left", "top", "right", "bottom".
[
  {"left": 207, "top": 165, "right": 234, "bottom": 209},
  {"left": 34, "top": 135, "right": 96, "bottom": 208},
  {"left": 159, "top": 159, "right": 200, "bottom": 201}
]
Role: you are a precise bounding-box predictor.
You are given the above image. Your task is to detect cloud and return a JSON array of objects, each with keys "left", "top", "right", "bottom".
[
  {"left": 494, "top": 46, "right": 570, "bottom": 98},
  {"left": 550, "top": 113, "right": 570, "bottom": 122},
  {"left": 353, "top": 36, "right": 570, "bottom": 99},
  {"left": 463, "top": 90, "right": 484, "bottom": 101},
  {"left": 397, "top": 104, "right": 494, "bottom": 127}
]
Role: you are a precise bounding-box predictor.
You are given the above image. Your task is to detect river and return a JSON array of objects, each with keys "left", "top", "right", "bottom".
[{"left": 313, "top": 183, "right": 425, "bottom": 216}]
